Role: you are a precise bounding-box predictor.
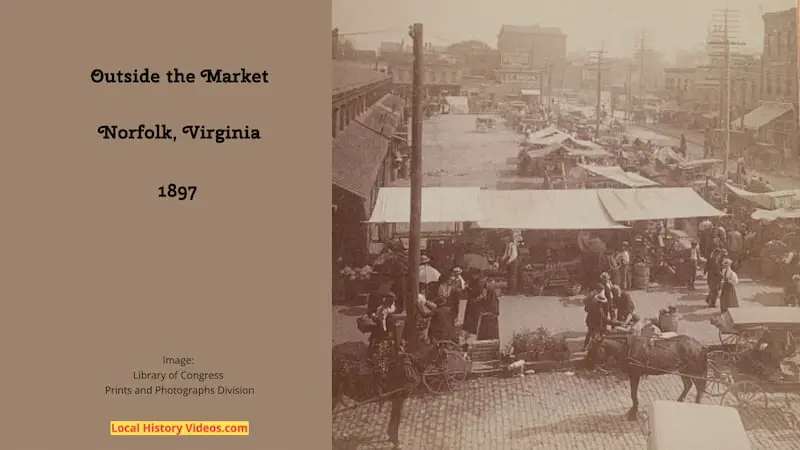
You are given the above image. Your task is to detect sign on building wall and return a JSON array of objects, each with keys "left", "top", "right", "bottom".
[
  {"left": 501, "top": 52, "right": 531, "bottom": 68},
  {"left": 501, "top": 72, "right": 540, "bottom": 84}
]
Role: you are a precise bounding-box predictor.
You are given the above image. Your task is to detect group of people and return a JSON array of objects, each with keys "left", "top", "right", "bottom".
[
  {"left": 583, "top": 272, "right": 639, "bottom": 349},
  {"left": 360, "top": 243, "right": 505, "bottom": 389}
]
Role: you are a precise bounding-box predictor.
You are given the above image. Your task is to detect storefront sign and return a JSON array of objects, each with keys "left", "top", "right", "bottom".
[{"left": 501, "top": 52, "right": 531, "bottom": 68}]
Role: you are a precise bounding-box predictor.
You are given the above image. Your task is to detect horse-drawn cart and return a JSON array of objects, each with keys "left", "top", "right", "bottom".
[
  {"left": 707, "top": 307, "right": 800, "bottom": 428},
  {"left": 475, "top": 117, "right": 495, "bottom": 132},
  {"left": 713, "top": 307, "right": 800, "bottom": 350},
  {"left": 332, "top": 339, "right": 472, "bottom": 413}
]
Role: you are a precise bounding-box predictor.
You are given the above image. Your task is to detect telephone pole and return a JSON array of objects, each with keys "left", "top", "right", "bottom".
[
  {"left": 633, "top": 30, "right": 651, "bottom": 109},
  {"left": 625, "top": 63, "right": 634, "bottom": 120},
  {"left": 404, "top": 23, "right": 424, "bottom": 347},
  {"left": 588, "top": 44, "right": 610, "bottom": 137},
  {"left": 707, "top": 8, "right": 744, "bottom": 179}
]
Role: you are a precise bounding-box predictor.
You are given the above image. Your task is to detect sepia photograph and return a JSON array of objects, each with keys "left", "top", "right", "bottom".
[{"left": 332, "top": 0, "right": 800, "bottom": 448}]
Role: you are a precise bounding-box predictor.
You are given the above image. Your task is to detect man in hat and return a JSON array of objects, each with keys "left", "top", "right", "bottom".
[
  {"left": 439, "top": 267, "right": 467, "bottom": 323},
  {"left": 501, "top": 234, "right": 520, "bottom": 295},
  {"left": 610, "top": 285, "right": 635, "bottom": 324},
  {"left": 584, "top": 293, "right": 610, "bottom": 350},
  {"left": 704, "top": 248, "right": 725, "bottom": 307},
  {"left": 618, "top": 242, "right": 632, "bottom": 290},
  {"left": 686, "top": 241, "right": 700, "bottom": 290}
]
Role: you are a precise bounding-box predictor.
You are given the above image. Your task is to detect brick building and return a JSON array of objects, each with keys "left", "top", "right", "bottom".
[
  {"left": 494, "top": 25, "right": 566, "bottom": 99},
  {"left": 332, "top": 61, "right": 406, "bottom": 266},
  {"left": 391, "top": 59, "right": 463, "bottom": 97},
  {"left": 740, "top": 7, "right": 797, "bottom": 155}
]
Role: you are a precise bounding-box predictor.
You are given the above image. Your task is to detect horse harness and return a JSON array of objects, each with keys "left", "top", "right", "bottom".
[{"left": 622, "top": 334, "right": 690, "bottom": 375}]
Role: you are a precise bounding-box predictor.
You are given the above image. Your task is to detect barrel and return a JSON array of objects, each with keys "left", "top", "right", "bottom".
[
  {"left": 632, "top": 262, "right": 650, "bottom": 289},
  {"left": 659, "top": 312, "right": 679, "bottom": 333}
]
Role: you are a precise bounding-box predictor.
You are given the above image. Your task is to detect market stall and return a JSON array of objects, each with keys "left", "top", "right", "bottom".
[
  {"left": 517, "top": 139, "right": 614, "bottom": 178},
  {"left": 577, "top": 164, "right": 660, "bottom": 189},
  {"left": 477, "top": 189, "right": 627, "bottom": 293}
]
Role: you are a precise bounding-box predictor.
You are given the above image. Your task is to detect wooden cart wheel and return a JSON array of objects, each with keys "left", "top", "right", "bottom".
[
  {"left": 422, "top": 341, "right": 470, "bottom": 395},
  {"left": 785, "top": 411, "right": 800, "bottom": 430},
  {"left": 706, "top": 351, "right": 736, "bottom": 397},
  {"left": 721, "top": 380, "right": 768, "bottom": 410},
  {"left": 719, "top": 330, "right": 738, "bottom": 346}
]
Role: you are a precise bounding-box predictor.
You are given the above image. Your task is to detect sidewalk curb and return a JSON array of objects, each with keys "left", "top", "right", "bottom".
[{"left": 468, "top": 356, "right": 586, "bottom": 379}]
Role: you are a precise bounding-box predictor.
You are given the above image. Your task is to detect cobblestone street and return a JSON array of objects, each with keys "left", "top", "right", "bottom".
[{"left": 333, "top": 372, "right": 800, "bottom": 449}]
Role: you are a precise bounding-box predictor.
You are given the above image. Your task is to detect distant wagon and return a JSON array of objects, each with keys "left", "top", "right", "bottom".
[{"left": 475, "top": 117, "right": 495, "bottom": 132}]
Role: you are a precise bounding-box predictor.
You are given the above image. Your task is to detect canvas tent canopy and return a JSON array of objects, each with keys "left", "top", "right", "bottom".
[
  {"left": 578, "top": 164, "right": 659, "bottom": 188},
  {"left": 477, "top": 189, "right": 626, "bottom": 230},
  {"left": 752, "top": 207, "right": 800, "bottom": 221},
  {"left": 739, "top": 102, "right": 793, "bottom": 130},
  {"left": 596, "top": 187, "right": 725, "bottom": 222},
  {"left": 366, "top": 187, "right": 484, "bottom": 223},
  {"left": 367, "top": 187, "right": 724, "bottom": 229},
  {"left": 726, "top": 183, "right": 800, "bottom": 210},
  {"left": 444, "top": 96, "right": 469, "bottom": 114}
]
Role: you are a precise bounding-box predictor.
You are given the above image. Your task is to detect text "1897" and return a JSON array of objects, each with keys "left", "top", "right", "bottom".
[{"left": 158, "top": 184, "right": 197, "bottom": 201}]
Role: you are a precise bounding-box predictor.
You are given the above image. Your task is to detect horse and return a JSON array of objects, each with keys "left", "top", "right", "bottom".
[
  {"left": 586, "top": 333, "right": 709, "bottom": 421},
  {"left": 332, "top": 341, "right": 447, "bottom": 449}
]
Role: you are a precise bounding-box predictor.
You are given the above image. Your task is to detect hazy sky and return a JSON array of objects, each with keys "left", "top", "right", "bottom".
[{"left": 333, "top": 0, "right": 796, "bottom": 60}]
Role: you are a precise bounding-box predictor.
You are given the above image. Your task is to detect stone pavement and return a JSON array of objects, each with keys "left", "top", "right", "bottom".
[
  {"left": 333, "top": 372, "right": 800, "bottom": 449},
  {"left": 333, "top": 278, "right": 789, "bottom": 449}
]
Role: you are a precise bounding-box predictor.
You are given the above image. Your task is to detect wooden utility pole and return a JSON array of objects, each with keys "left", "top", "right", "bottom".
[
  {"left": 625, "top": 63, "right": 634, "bottom": 120},
  {"left": 588, "top": 44, "right": 609, "bottom": 137},
  {"left": 634, "top": 30, "right": 650, "bottom": 109},
  {"left": 405, "top": 23, "right": 424, "bottom": 347},
  {"left": 708, "top": 8, "right": 743, "bottom": 180}
]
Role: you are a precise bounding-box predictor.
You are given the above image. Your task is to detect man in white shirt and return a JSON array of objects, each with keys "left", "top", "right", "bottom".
[{"left": 501, "top": 234, "right": 520, "bottom": 295}]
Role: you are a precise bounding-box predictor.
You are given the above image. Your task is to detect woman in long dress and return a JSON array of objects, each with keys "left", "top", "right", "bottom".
[{"left": 720, "top": 258, "right": 740, "bottom": 312}]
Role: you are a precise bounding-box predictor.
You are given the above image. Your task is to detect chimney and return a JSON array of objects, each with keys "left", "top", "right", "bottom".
[{"left": 332, "top": 28, "right": 339, "bottom": 60}]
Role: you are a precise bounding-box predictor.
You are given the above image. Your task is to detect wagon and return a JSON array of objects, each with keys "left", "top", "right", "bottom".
[
  {"left": 332, "top": 339, "right": 472, "bottom": 413},
  {"left": 645, "top": 400, "right": 751, "bottom": 450},
  {"left": 475, "top": 117, "right": 495, "bottom": 132},
  {"left": 707, "top": 308, "right": 800, "bottom": 428},
  {"left": 713, "top": 307, "right": 800, "bottom": 350}
]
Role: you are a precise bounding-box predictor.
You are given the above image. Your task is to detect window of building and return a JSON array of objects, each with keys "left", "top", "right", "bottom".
[
  {"left": 776, "top": 31, "right": 782, "bottom": 55},
  {"left": 766, "top": 77, "right": 772, "bottom": 95},
  {"left": 431, "top": 72, "right": 437, "bottom": 83},
  {"left": 776, "top": 76, "right": 782, "bottom": 95}
]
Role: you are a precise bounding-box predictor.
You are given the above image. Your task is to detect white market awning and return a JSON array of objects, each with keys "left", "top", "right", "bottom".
[
  {"left": 752, "top": 207, "right": 800, "bottom": 221},
  {"left": 520, "top": 89, "right": 541, "bottom": 96},
  {"left": 366, "top": 187, "right": 484, "bottom": 223},
  {"left": 596, "top": 187, "right": 725, "bottom": 221},
  {"left": 578, "top": 165, "right": 659, "bottom": 188},
  {"left": 741, "top": 103, "right": 793, "bottom": 130},
  {"left": 477, "top": 189, "right": 627, "bottom": 230}
]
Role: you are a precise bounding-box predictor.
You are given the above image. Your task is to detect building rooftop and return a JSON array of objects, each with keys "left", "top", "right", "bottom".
[
  {"left": 499, "top": 25, "right": 565, "bottom": 36},
  {"left": 332, "top": 60, "right": 391, "bottom": 97},
  {"left": 763, "top": 7, "right": 797, "bottom": 19}
]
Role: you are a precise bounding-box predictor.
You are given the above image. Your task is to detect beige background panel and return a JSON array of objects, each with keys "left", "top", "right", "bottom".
[{"left": 0, "top": 1, "right": 330, "bottom": 449}]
